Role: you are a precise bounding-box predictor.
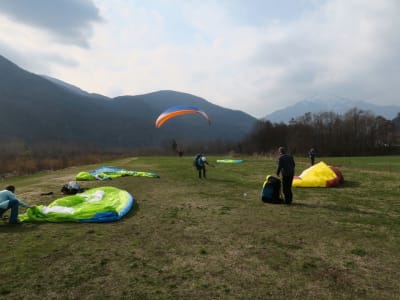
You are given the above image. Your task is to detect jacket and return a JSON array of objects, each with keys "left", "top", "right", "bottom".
[
  {"left": 0, "top": 190, "right": 29, "bottom": 210},
  {"left": 276, "top": 154, "right": 295, "bottom": 177}
]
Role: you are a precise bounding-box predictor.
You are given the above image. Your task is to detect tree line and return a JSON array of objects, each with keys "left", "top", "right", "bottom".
[
  {"left": 241, "top": 108, "right": 399, "bottom": 156},
  {"left": 1, "top": 108, "right": 398, "bottom": 177}
]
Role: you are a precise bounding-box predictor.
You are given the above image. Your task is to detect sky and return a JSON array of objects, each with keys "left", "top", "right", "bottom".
[{"left": 0, "top": 0, "right": 399, "bottom": 118}]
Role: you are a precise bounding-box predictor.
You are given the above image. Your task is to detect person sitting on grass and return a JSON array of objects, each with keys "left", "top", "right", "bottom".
[{"left": 0, "top": 185, "right": 35, "bottom": 224}]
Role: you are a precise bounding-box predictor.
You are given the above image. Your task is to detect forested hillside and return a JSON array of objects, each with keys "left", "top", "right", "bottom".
[
  {"left": 0, "top": 55, "right": 256, "bottom": 150},
  {"left": 0, "top": 54, "right": 257, "bottom": 176},
  {"left": 1, "top": 53, "right": 398, "bottom": 177},
  {"left": 243, "top": 108, "right": 399, "bottom": 156}
]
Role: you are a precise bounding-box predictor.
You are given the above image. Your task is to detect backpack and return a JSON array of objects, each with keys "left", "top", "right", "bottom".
[
  {"left": 193, "top": 154, "right": 202, "bottom": 168},
  {"left": 61, "top": 181, "right": 83, "bottom": 195},
  {"left": 261, "top": 176, "right": 283, "bottom": 204}
]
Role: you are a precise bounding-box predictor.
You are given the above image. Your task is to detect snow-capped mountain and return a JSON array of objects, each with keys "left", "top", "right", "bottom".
[{"left": 263, "top": 96, "right": 400, "bottom": 123}]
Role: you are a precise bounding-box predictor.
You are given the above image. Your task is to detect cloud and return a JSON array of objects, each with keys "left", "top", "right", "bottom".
[
  {"left": 0, "top": 0, "right": 102, "bottom": 47},
  {"left": 0, "top": 0, "right": 399, "bottom": 118},
  {"left": 248, "top": 0, "right": 400, "bottom": 110},
  {"left": 91, "top": 0, "right": 400, "bottom": 116},
  {"left": 0, "top": 40, "right": 78, "bottom": 75}
]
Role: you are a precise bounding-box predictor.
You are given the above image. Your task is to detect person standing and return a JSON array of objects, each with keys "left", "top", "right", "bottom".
[
  {"left": 276, "top": 147, "right": 295, "bottom": 205},
  {"left": 308, "top": 148, "right": 316, "bottom": 165},
  {"left": 194, "top": 154, "right": 209, "bottom": 179},
  {"left": 0, "top": 185, "right": 35, "bottom": 224}
]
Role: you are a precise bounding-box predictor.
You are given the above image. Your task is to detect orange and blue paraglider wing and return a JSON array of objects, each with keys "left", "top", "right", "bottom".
[{"left": 155, "top": 105, "right": 211, "bottom": 128}]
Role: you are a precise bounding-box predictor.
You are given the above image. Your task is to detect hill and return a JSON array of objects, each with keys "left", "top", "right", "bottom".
[
  {"left": 0, "top": 55, "right": 257, "bottom": 150},
  {"left": 263, "top": 95, "right": 400, "bottom": 123},
  {"left": 393, "top": 113, "right": 400, "bottom": 129}
]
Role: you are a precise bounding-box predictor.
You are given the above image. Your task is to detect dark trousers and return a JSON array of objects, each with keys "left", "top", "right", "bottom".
[
  {"left": 0, "top": 199, "right": 19, "bottom": 222},
  {"left": 282, "top": 176, "right": 294, "bottom": 204},
  {"left": 197, "top": 167, "right": 206, "bottom": 178}
]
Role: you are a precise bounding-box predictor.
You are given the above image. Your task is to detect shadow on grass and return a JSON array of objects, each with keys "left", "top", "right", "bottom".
[
  {"left": 125, "top": 201, "right": 140, "bottom": 220},
  {"left": 340, "top": 180, "right": 361, "bottom": 188}
]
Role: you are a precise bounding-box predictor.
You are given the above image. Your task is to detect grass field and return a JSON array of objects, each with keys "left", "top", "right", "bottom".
[{"left": 0, "top": 155, "right": 399, "bottom": 299}]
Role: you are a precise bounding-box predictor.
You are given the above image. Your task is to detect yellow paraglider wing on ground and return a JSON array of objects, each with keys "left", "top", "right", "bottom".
[{"left": 292, "top": 161, "right": 343, "bottom": 187}]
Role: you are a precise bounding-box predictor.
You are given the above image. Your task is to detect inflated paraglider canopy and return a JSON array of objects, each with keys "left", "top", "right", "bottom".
[
  {"left": 155, "top": 105, "right": 211, "bottom": 128},
  {"left": 76, "top": 166, "right": 160, "bottom": 181},
  {"left": 20, "top": 186, "right": 133, "bottom": 223},
  {"left": 293, "top": 161, "right": 344, "bottom": 187}
]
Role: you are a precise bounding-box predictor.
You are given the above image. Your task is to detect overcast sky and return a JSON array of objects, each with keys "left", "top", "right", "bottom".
[{"left": 0, "top": 0, "right": 399, "bottom": 118}]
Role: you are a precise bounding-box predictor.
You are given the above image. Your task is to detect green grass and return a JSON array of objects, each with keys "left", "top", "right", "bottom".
[{"left": 1, "top": 155, "right": 399, "bottom": 299}]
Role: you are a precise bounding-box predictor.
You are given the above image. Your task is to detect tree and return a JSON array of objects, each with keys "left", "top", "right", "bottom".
[{"left": 241, "top": 109, "right": 397, "bottom": 156}]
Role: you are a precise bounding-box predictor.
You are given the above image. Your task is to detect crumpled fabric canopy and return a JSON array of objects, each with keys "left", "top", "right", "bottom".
[
  {"left": 76, "top": 166, "right": 160, "bottom": 181},
  {"left": 292, "top": 161, "right": 344, "bottom": 187},
  {"left": 20, "top": 186, "right": 133, "bottom": 223},
  {"left": 216, "top": 159, "right": 244, "bottom": 164}
]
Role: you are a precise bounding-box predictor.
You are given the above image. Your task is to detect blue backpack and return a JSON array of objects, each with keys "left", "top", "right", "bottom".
[
  {"left": 261, "top": 176, "right": 283, "bottom": 204},
  {"left": 193, "top": 154, "right": 203, "bottom": 168}
]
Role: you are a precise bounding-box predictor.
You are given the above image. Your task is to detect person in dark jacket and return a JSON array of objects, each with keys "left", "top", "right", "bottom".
[
  {"left": 276, "top": 147, "right": 295, "bottom": 205},
  {"left": 194, "top": 154, "right": 209, "bottom": 179},
  {"left": 308, "top": 148, "right": 316, "bottom": 165}
]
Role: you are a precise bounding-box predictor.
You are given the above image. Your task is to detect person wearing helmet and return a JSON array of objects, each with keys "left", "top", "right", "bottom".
[{"left": 194, "top": 153, "right": 209, "bottom": 179}]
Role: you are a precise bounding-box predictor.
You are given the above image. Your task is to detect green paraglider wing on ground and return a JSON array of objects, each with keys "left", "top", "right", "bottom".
[
  {"left": 216, "top": 159, "right": 244, "bottom": 164},
  {"left": 20, "top": 186, "right": 134, "bottom": 223},
  {"left": 75, "top": 166, "right": 160, "bottom": 181}
]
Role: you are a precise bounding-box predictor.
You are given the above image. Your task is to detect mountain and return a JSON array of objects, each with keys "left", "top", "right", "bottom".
[
  {"left": 40, "top": 75, "right": 109, "bottom": 100},
  {"left": 393, "top": 113, "right": 400, "bottom": 129},
  {"left": 263, "top": 95, "right": 400, "bottom": 123},
  {"left": 0, "top": 55, "right": 257, "bottom": 150}
]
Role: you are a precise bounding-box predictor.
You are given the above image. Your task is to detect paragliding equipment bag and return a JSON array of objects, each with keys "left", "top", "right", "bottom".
[
  {"left": 194, "top": 154, "right": 203, "bottom": 169},
  {"left": 61, "top": 181, "right": 83, "bottom": 195},
  {"left": 261, "top": 176, "right": 283, "bottom": 204}
]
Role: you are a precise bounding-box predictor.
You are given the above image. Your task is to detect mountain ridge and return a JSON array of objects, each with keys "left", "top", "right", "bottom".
[
  {"left": 0, "top": 55, "right": 257, "bottom": 150},
  {"left": 263, "top": 95, "right": 400, "bottom": 123}
]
